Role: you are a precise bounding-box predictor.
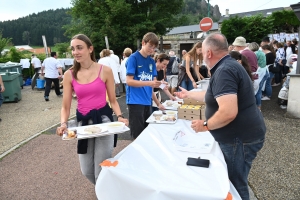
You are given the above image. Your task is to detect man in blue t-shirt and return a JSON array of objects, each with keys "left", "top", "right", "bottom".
[
  {"left": 126, "top": 32, "right": 161, "bottom": 139},
  {"left": 175, "top": 33, "right": 266, "bottom": 200}
]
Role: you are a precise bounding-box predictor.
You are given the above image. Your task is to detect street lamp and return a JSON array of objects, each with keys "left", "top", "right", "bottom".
[
  {"left": 208, "top": 0, "right": 210, "bottom": 18},
  {"left": 290, "top": 2, "right": 300, "bottom": 74}
]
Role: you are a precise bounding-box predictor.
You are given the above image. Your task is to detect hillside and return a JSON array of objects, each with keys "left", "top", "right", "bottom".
[{"left": 0, "top": 8, "right": 71, "bottom": 46}]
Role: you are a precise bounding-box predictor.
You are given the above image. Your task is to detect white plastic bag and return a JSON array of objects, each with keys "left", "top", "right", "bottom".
[{"left": 278, "top": 86, "right": 289, "bottom": 100}]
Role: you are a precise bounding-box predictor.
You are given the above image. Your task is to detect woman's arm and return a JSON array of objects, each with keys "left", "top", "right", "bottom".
[
  {"left": 57, "top": 70, "right": 73, "bottom": 136},
  {"left": 105, "top": 66, "right": 129, "bottom": 125}
]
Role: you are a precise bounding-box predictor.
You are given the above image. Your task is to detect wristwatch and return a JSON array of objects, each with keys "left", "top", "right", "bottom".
[{"left": 203, "top": 121, "right": 209, "bottom": 131}]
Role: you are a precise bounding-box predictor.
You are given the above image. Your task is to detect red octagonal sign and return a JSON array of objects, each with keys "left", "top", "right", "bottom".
[{"left": 199, "top": 17, "right": 213, "bottom": 32}]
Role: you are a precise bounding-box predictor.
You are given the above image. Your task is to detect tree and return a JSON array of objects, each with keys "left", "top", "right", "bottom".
[
  {"left": 0, "top": 33, "right": 12, "bottom": 57},
  {"left": 66, "top": 0, "right": 184, "bottom": 56},
  {"left": 22, "top": 31, "right": 30, "bottom": 45},
  {"left": 54, "top": 42, "right": 70, "bottom": 58},
  {"left": 221, "top": 15, "right": 273, "bottom": 44},
  {"left": 269, "top": 10, "right": 300, "bottom": 33}
]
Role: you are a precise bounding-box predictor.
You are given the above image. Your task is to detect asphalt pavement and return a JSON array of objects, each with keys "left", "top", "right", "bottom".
[{"left": 0, "top": 84, "right": 299, "bottom": 199}]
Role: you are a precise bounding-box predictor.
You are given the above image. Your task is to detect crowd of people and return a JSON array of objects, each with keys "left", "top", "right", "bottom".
[{"left": 52, "top": 31, "right": 298, "bottom": 200}]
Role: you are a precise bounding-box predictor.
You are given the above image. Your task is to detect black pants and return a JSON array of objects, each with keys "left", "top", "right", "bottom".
[
  {"left": 44, "top": 78, "right": 61, "bottom": 97},
  {"left": 34, "top": 67, "right": 41, "bottom": 74},
  {"left": 128, "top": 104, "right": 151, "bottom": 139}
]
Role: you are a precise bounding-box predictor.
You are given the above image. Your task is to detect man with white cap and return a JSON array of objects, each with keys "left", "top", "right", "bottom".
[{"left": 233, "top": 36, "right": 258, "bottom": 74}]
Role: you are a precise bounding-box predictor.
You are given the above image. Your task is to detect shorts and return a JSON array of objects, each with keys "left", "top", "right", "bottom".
[
  {"left": 128, "top": 104, "right": 151, "bottom": 139},
  {"left": 167, "top": 75, "right": 178, "bottom": 88}
]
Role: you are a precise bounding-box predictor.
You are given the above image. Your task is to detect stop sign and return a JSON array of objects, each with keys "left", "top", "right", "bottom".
[{"left": 199, "top": 17, "right": 213, "bottom": 32}]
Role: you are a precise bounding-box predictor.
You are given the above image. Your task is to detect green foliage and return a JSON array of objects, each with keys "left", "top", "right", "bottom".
[
  {"left": 221, "top": 14, "right": 273, "bottom": 44},
  {"left": 0, "top": 33, "right": 12, "bottom": 57},
  {"left": 180, "top": 0, "right": 220, "bottom": 23},
  {"left": 67, "top": 0, "right": 184, "bottom": 55},
  {"left": 221, "top": 10, "right": 300, "bottom": 44},
  {"left": 22, "top": 31, "right": 30, "bottom": 45},
  {"left": 9, "top": 48, "right": 23, "bottom": 62},
  {"left": 54, "top": 42, "right": 70, "bottom": 58},
  {"left": 269, "top": 10, "right": 300, "bottom": 33},
  {"left": 0, "top": 56, "right": 11, "bottom": 63}
]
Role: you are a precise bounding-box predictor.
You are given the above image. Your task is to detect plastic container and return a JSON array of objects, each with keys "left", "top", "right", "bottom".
[
  {"left": 36, "top": 79, "right": 45, "bottom": 89},
  {"left": 0, "top": 63, "right": 23, "bottom": 88},
  {"left": 0, "top": 72, "right": 22, "bottom": 103}
]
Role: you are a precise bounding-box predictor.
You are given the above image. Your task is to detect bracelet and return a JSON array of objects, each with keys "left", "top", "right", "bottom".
[
  {"left": 117, "top": 115, "right": 124, "bottom": 119},
  {"left": 61, "top": 122, "right": 68, "bottom": 127}
]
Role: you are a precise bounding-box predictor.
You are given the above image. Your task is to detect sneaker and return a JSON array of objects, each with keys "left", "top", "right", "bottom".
[
  {"left": 116, "top": 95, "right": 121, "bottom": 97},
  {"left": 0, "top": 118, "right": 2, "bottom": 122},
  {"left": 272, "top": 83, "right": 280, "bottom": 87},
  {"left": 45, "top": 96, "right": 49, "bottom": 101},
  {"left": 261, "top": 96, "right": 270, "bottom": 100},
  {"left": 57, "top": 92, "right": 63, "bottom": 96},
  {"left": 280, "top": 105, "right": 287, "bottom": 109}
]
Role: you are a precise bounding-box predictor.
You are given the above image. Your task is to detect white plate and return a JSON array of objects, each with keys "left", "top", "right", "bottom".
[
  {"left": 80, "top": 126, "right": 108, "bottom": 135},
  {"left": 76, "top": 123, "right": 130, "bottom": 140},
  {"left": 146, "top": 111, "right": 178, "bottom": 124},
  {"left": 162, "top": 100, "right": 183, "bottom": 110}
]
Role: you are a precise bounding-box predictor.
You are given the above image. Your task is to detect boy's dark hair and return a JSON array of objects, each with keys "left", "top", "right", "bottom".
[
  {"left": 51, "top": 52, "right": 57, "bottom": 57},
  {"left": 154, "top": 53, "right": 170, "bottom": 63},
  {"left": 142, "top": 32, "right": 159, "bottom": 47},
  {"left": 262, "top": 36, "right": 270, "bottom": 43}
]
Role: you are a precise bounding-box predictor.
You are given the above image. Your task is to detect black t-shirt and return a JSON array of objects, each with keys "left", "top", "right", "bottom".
[
  {"left": 166, "top": 57, "right": 176, "bottom": 75},
  {"left": 154, "top": 70, "right": 164, "bottom": 92},
  {"left": 205, "top": 55, "right": 266, "bottom": 143},
  {"left": 265, "top": 52, "right": 276, "bottom": 72}
]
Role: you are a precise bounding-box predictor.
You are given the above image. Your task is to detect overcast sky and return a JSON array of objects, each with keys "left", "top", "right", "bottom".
[{"left": 0, "top": 0, "right": 298, "bottom": 22}]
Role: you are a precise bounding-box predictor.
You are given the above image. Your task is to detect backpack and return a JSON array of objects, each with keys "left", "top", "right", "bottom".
[{"left": 171, "top": 59, "right": 179, "bottom": 74}]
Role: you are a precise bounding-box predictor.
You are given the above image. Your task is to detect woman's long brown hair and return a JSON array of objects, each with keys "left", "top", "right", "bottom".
[
  {"left": 185, "top": 42, "right": 203, "bottom": 65},
  {"left": 71, "top": 34, "right": 96, "bottom": 80}
]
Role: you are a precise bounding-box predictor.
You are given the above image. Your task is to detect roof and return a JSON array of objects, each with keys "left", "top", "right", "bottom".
[
  {"left": 218, "top": 7, "right": 286, "bottom": 23},
  {"left": 166, "top": 23, "right": 219, "bottom": 35},
  {"left": 15, "top": 45, "right": 33, "bottom": 50}
]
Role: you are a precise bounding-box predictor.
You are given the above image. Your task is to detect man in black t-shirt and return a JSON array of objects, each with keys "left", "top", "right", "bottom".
[{"left": 175, "top": 33, "right": 266, "bottom": 200}]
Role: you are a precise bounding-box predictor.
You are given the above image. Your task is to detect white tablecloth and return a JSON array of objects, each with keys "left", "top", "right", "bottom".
[{"left": 95, "top": 119, "right": 241, "bottom": 200}]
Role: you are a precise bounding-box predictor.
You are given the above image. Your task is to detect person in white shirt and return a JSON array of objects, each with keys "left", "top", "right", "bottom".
[
  {"left": 31, "top": 54, "right": 42, "bottom": 79},
  {"left": 109, "top": 50, "right": 121, "bottom": 97},
  {"left": 41, "top": 52, "right": 63, "bottom": 101},
  {"left": 98, "top": 49, "right": 121, "bottom": 97},
  {"left": 119, "top": 48, "right": 132, "bottom": 91}
]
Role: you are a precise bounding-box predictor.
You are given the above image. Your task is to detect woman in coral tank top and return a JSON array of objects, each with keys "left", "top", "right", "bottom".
[{"left": 56, "top": 34, "right": 128, "bottom": 185}]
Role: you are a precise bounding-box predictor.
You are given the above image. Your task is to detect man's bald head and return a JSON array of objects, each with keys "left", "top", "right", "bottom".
[
  {"left": 203, "top": 33, "right": 228, "bottom": 53},
  {"left": 202, "top": 33, "right": 229, "bottom": 68}
]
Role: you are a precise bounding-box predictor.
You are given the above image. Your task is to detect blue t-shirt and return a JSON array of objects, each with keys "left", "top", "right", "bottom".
[{"left": 126, "top": 51, "right": 157, "bottom": 106}]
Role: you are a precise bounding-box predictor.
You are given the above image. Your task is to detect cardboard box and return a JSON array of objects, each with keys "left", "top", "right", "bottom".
[
  {"left": 177, "top": 99, "right": 206, "bottom": 121},
  {"left": 178, "top": 113, "right": 201, "bottom": 121},
  {"left": 183, "top": 98, "right": 205, "bottom": 105}
]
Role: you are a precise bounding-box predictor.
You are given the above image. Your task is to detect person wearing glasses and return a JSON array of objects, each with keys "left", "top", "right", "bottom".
[{"left": 126, "top": 32, "right": 161, "bottom": 139}]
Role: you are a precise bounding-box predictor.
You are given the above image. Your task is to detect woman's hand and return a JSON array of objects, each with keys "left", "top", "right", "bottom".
[
  {"left": 118, "top": 117, "right": 129, "bottom": 126},
  {"left": 192, "top": 81, "right": 197, "bottom": 89},
  {"left": 158, "top": 104, "right": 166, "bottom": 111},
  {"left": 170, "top": 96, "right": 176, "bottom": 101},
  {"left": 56, "top": 125, "right": 67, "bottom": 136}
]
